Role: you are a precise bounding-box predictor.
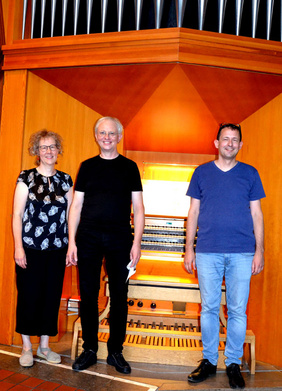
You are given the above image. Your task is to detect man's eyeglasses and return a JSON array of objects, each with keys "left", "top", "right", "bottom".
[
  {"left": 97, "top": 131, "right": 118, "bottom": 139},
  {"left": 39, "top": 144, "right": 58, "bottom": 152}
]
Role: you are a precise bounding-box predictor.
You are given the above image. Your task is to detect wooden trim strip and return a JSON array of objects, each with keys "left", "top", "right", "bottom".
[{"left": 2, "top": 28, "right": 282, "bottom": 74}]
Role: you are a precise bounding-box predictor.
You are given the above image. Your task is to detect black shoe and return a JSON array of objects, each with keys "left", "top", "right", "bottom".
[
  {"left": 107, "top": 352, "right": 131, "bottom": 374},
  {"left": 72, "top": 350, "right": 97, "bottom": 371},
  {"left": 188, "top": 359, "right": 217, "bottom": 383},
  {"left": 226, "top": 363, "right": 245, "bottom": 389}
]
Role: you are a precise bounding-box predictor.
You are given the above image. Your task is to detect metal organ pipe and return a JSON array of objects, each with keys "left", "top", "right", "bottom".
[
  {"left": 40, "top": 0, "right": 46, "bottom": 38},
  {"left": 175, "top": 0, "right": 187, "bottom": 28},
  {"left": 101, "top": 0, "right": 108, "bottom": 33},
  {"left": 74, "top": 0, "right": 80, "bottom": 35},
  {"left": 235, "top": 0, "right": 244, "bottom": 36},
  {"left": 266, "top": 0, "right": 275, "bottom": 40},
  {"left": 21, "top": 0, "right": 282, "bottom": 41},
  {"left": 51, "top": 0, "right": 57, "bottom": 37},
  {"left": 31, "top": 0, "right": 36, "bottom": 39},
  {"left": 218, "top": 0, "right": 227, "bottom": 33},
  {"left": 62, "top": 0, "right": 68, "bottom": 36},
  {"left": 198, "top": 0, "right": 208, "bottom": 31},
  {"left": 134, "top": 0, "right": 143, "bottom": 30},
  {"left": 22, "top": 0, "right": 28, "bottom": 39},
  {"left": 154, "top": 0, "right": 164, "bottom": 29},
  {"left": 252, "top": 0, "right": 260, "bottom": 38},
  {"left": 117, "top": 0, "right": 125, "bottom": 32},
  {"left": 86, "top": 0, "right": 94, "bottom": 34}
]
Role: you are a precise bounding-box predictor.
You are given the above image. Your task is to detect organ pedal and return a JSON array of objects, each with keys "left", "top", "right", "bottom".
[{"left": 71, "top": 317, "right": 255, "bottom": 374}]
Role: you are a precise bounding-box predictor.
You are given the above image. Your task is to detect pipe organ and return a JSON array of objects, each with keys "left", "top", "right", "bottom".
[
  {"left": 22, "top": 0, "right": 281, "bottom": 41},
  {"left": 70, "top": 164, "right": 255, "bottom": 370},
  {"left": 71, "top": 213, "right": 255, "bottom": 372},
  {"left": 72, "top": 214, "right": 233, "bottom": 368}
]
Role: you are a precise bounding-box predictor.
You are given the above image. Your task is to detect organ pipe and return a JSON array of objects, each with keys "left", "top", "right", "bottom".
[
  {"left": 266, "top": 0, "right": 274, "bottom": 40},
  {"left": 134, "top": 0, "right": 143, "bottom": 30},
  {"left": 62, "top": 0, "right": 68, "bottom": 36},
  {"left": 154, "top": 0, "right": 164, "bottom": 29},
  {"left": 40, "top": 0, "right": 46, "bottom": 38},
  {"left": 198, "top": 0, "right": 208, "bottom": 31},
  {"left": 86, "top": 0, "right": 94, "bottom": 34},
  {"left": 218, "top": 0, "right": 227, "bottom": 33},
  {"left": 21, "top": 0, "right": 281, "bottom": 41},
  {"left": 74, "top": 0, "right": 80, "bottom": 35},
  {"left": 51, "top": 0, "right": 57, "bottom": 37},
  {"left": 235, "top": 0, "right": 244, "bottom": 36},
  {"left": 117, "top": 0, "right": 125, "bottom": 32},
  {"left": 252, "top": 0, "right": 260, "bottom": 38}
]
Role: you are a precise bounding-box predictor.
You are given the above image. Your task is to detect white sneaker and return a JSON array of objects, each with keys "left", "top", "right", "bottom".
[{"left": 37, "top": 346, "right": 61, "bottom": 364}]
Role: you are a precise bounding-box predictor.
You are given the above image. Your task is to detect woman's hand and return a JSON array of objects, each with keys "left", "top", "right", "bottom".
[{"left": 14, "top": 247, "right": 27, "bottom": 269}]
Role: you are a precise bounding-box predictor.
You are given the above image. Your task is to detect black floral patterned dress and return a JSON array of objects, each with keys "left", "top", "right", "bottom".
[
  {"left": 15, "top": 168, "right": 73, "bottom": 336},
  {"left": 18, "top": 168, "right": 72, "bottom": 251}
]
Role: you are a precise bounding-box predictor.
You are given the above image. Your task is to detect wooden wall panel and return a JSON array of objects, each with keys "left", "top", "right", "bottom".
[
  {"left": 239, "top": 94, "right": 282, "bottom": 366},
  {"left": 1, "top": 0, "right": 22, "bottom": 44},
  {"left": 0, "top": 70, "right": 27, "bottom": 345}
]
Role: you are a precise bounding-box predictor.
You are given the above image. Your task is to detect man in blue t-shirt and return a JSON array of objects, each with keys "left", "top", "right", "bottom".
[{"left": 184, "top": 123, "right": 265, "bottom": 389}]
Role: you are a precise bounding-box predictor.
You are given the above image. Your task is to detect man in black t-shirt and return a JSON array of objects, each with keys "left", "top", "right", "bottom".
[{"left": 67, "top": 117, "right": 144, "bottom": 374}]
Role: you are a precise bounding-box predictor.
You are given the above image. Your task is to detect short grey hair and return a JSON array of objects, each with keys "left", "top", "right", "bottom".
[{"left": 94, "top": 116, "right": 123, "bottom": 135}]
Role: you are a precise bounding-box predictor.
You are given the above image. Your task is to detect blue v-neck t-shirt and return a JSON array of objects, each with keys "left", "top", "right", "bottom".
[{"left": 187, "top": 161, "right": 266, "bottom": 253}]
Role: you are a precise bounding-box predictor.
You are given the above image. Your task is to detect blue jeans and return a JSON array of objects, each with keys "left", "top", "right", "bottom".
[{"left": 196, "top": 253, "right": 253, "bottom": 366}]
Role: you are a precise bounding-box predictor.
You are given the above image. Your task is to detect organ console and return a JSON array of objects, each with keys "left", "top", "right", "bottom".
[
  {"left": 71, "top": 214, "right": 255, "bottom": 373},
  {"left": 140, "top": 215, "right": 186, "bottom": 253}
]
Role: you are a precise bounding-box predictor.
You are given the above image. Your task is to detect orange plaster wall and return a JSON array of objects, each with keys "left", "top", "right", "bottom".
[
  {"left": 124, "top": 65, "right": 218, "bottom": 154},
  {"left": 239, "top": 93, "right": 282, "bottom": 366}
]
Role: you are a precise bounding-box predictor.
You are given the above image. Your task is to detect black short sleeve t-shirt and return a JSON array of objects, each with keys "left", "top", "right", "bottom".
[{"left": 75, "top": 155, "right": 142, "bottom": 230}]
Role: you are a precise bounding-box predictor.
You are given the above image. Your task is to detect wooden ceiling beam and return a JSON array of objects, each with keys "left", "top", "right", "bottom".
[{"left": 2, "top": 28, "right": 282, "bottom": 75}]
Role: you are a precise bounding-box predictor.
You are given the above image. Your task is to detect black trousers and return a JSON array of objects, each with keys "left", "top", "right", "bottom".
[
  {"left": 76, "top": 227, "right": 132, "bottom": 354},
  {"left": 16, "top": 247, "right": 66, "bottom": 336}
]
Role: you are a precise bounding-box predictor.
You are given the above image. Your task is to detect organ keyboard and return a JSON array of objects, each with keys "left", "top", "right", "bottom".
[{"left": 137, "top": 215, "right": 187, "bottom": 253}]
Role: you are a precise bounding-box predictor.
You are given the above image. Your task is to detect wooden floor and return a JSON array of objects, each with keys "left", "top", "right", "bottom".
[{"left": 0, "top": 332, "right": 282, "bottom": 391}]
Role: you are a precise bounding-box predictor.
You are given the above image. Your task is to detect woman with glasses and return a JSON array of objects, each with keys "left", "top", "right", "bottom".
[{"left": 12, "top": 129, "right": 73, "bottom": 368}]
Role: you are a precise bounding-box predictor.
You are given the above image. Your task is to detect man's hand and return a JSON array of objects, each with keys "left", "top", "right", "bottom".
[
  {"left": 129, "top": 242, "right": 141, "bottom": 268},
  {"left": 184, "top": 248, "right": 196, "bottom": 274},
  {"left": 66, "top": 243, "right": 78, "bottom": 267},
  {"left": 252, "top": 251, "right": 264, "bottom": 275}
]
